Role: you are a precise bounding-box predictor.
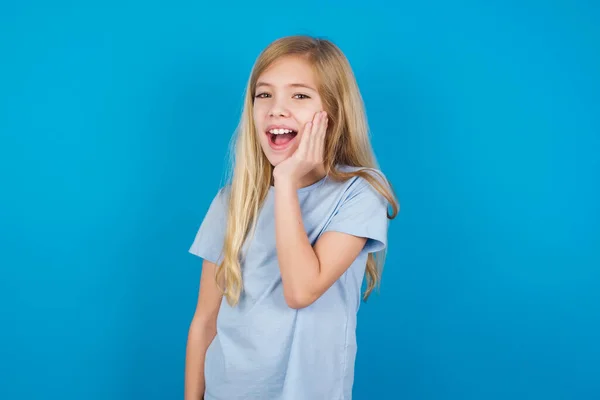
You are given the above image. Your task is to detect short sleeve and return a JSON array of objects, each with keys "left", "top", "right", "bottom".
[
  {"left": 323, "top": 174, "right": 390, "bottom": 254},
  {"left": 189, "top": 186, "right": 229, "bottom": 264}
]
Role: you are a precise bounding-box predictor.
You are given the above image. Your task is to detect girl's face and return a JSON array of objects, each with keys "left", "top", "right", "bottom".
[{"left": 253, "top": 55, "right": 324, "bottom": 167}]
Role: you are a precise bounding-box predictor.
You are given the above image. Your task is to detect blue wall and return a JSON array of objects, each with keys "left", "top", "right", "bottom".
[{"left": 1, "top": 1, "right": 598, "bottom": 399}]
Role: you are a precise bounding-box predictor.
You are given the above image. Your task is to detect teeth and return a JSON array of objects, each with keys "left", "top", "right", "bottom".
[{"left": 269, "top": 128, "right": 294, "bottom": 135}]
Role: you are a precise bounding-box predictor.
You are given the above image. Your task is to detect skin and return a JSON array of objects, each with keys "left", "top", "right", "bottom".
[
  {"left": 254, "top": 55, "right": 369, "bottom": 308},
  {"left": 184, "top": 54, "right": 370, "bottom": 399},
  {"left": 253, "top": 55, "right": 327, "bottom": 188},
  {"left": 184, "top": 260, "right": 220, "bottom": 400}
]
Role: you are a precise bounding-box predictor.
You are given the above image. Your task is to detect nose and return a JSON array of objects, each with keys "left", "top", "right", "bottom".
[{"left": 268, "top": 97, "right": 291, "bottom": 117}]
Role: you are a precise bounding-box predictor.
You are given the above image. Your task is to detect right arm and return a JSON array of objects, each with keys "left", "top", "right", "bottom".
[{"left": 184, "top": 259, "right": 222, "bottom": 400}]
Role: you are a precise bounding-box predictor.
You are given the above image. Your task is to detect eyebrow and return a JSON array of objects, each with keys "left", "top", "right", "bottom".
[{"left": 255, "top": 82, "right": 317, "bottom": 92}]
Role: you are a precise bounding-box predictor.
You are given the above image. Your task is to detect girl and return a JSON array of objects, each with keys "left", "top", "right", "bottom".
[{"left": 185, "top": 35, "right": 399, "bottom": 400}]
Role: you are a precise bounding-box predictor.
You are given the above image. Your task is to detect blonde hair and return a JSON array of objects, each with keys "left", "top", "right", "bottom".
[{"left": 216, "top": 35, "right": 399, "bottom": 306}]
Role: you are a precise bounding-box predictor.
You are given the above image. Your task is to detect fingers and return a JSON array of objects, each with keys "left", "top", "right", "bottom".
[
  {"left": 314, "top": 112, "right": 327, "bottom": 161},
  {"left": 296, "top": 120, "right": 312, "bottom": 158},
  {"left": 309, "top": 111, "right": 324, "bottom": 161},
  {"left": 306, "top": 112, "right": 319, "bottom": 156},
  {"left": 298, "top": 111, "right": 327, "bottom": 162}
]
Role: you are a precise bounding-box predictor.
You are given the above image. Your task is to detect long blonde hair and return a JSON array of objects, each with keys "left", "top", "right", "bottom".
[{"left": 216, "top": 35, "right": 399, "bottom": 306}]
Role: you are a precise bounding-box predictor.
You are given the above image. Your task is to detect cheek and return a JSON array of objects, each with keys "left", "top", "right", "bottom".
[
  {"left": 252, "top": 106, "right": 264, "bottom": 132},
  {"left": 296, "top": 108, "right": 320, "bottom": 126},
  {"left": 253, "top": 101, "right": 265, "bottom": 115},
  {"left": 297, "top": 100, "right": 323, "bottom": 119}
]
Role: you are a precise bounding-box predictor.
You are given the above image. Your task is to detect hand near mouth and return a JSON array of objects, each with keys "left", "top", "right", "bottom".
[{"left": 273, "top": 111, "right": 328, "bottom": 188}]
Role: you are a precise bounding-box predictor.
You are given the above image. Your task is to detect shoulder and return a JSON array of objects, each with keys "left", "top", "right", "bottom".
[
  {"left": 201, "top": 184, "right": 231, "bottom": 219},
  {"left": 212, "top": 184, "right": 232, "bottom": 206},
  {"left": 334, "top": 165, "right": 390, "bottom": 198},
  {"left": 336, "top": 164, "right": 388, "bottom": 181},
  {"left": 319, "top": 165, "right": 391, "bottom": 253}
]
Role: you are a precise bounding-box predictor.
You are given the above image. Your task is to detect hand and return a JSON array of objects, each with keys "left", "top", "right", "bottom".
[{"left": 273, "top": 111, "right": 328, "bottom": 188}]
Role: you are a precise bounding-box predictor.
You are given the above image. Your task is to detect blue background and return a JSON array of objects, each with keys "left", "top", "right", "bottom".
[{"left": 1, "top": 1, "right": 598, "bottom": 399}]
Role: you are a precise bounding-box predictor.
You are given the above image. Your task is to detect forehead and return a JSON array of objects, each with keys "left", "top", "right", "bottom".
[{"left": 258, "top": 55, "right": 317, "bottom": 86}]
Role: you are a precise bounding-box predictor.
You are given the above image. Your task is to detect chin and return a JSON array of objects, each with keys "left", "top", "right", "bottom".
[
  {"left": 266, "top": 152, "right": 291, "bottom": 167},
  {"left": 260, "top": 141, "right": 295, "bottom": 167}
]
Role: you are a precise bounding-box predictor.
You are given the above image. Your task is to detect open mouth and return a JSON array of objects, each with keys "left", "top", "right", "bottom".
[{"left": 267, "top": 128, "right": 298, "bottom": 149}]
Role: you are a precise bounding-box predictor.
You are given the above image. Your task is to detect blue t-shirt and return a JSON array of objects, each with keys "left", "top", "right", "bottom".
[{"left": 189, "top": 165, "right": 390, "bottom": 400}]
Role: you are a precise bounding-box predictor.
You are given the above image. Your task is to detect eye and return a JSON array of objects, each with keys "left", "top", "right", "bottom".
[
  {"left": 293, "top": 93, "right": 310, "bottom": 99},
  {"left": 255, "top": 92, "right": 270, "bottom": 98}
]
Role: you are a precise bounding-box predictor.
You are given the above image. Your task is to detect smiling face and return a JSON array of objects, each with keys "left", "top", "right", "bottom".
[{"left": 252, "top": 55, "right": 324, "bottom": 167}]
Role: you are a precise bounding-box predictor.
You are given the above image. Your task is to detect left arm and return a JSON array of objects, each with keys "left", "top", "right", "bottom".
[
  {"left": 272, "top": 111, "right": 384, "bottom": 309},
  {"left": 274, "top": 180, "right": 367, "bottom": 309}
]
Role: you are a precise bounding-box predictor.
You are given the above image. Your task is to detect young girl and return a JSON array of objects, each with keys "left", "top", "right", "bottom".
[{"left": 185, "top": 35, "right": 399, "bottom": 400}]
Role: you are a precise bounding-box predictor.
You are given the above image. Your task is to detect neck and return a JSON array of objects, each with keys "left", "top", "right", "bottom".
[
  {"left": 298, "top": 164, "right": 327, "bottom": 189},
  {"left": 270, "top": 165, "right": 327, "bottom": 189}
]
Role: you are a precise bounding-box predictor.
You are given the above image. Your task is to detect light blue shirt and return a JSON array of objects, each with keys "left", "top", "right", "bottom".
[{"left": 189, "top": 165, "right": 390, "bottom": 400}]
